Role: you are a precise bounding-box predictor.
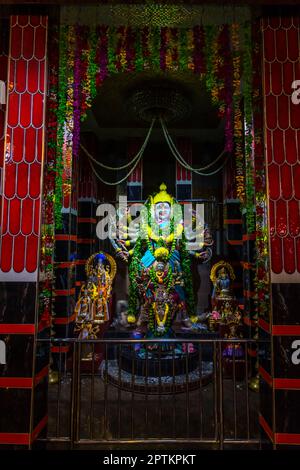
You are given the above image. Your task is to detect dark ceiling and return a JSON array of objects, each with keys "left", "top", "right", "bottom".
[
  {"left": 81, "top": 69, "right": 225, "bottom": 146},
  {"left": 91, "top": 70, "right": 220, "bottom": 129}
]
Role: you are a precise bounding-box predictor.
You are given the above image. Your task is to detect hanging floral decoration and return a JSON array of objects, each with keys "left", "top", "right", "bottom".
[
  {"left": 231, "top": 23, "right": 245, "bottom": 204},
  {"left": 243, "top": 22, "right": 256, "bottom": 235},
  {"left": 53, "top": 23, "right": 257, "bottom": 234},
  {"left": 252, "top": 21, "right": 270, "bottom": 321},
  {"left": 55, "top": 25, "right": 68, "bottom": 228},
  {"left": 192, "top": 25, "right": 205, "bottom": 76},
  {"left": 223, "top": 25, "right": 234, "bottom": 153},
  {"left": 39, "top": 27, "right": 59, "bottom": 330},
  {"left": 43, "top": 21, "right": 274, "bottom": 331},
  {"left": 86, "top": 27, "right": 98, "bottom": 105},
  {"left": 141, "top": 26, "right": 150, "bottom": 69},
  {"left": 72, "top": 25, "right": 83, "bottom": 164},
  {"left": 99, "top": 25, "right": 109, "bottom": 83}
]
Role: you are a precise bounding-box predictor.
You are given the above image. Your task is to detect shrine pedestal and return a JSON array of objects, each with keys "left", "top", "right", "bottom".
[{"left": 101, "top": 328, "right": 216, "bottom": 394}]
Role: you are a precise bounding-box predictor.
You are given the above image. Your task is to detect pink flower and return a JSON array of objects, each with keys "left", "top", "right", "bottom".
[{"left": 211, "top": 310, "right": 221, "bottom": 320}]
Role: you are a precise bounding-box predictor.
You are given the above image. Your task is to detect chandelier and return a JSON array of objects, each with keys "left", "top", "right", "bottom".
[{"left": 125, "top": 85, "right": 192, "bottom": 123}]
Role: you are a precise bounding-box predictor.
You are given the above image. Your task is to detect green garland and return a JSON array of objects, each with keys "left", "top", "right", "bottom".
[
  {"left": 203, "top": 24, "right": 217, "bottom": 93},
  {"left": 150, "top": 27, "right": 160, "bottom": 71},
  {"left": 135, "top": 28, "right": 144, "bottom": 72},
  {"left": 107, "top": 26, "right": 117, "bottom": 74},
  {"left": 128, "top": 236, "right": 143, "bottom": 316},
  {"left": 178, "top": 28, "right": 188, "bottom": 70},
  {"left": 87, "top": 27, "right": 98, "bottom": 104},
  {"left": 55, "top": 25, "right": 68, "bottom": 229},
  {"left": 243, "top": 22, "right": 255, "bottom": 234},
  {"left": 179, "top": 232, "right": 195, "bottom": 317}
]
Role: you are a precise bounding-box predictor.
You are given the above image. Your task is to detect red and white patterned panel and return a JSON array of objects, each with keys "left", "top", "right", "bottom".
[
  {"left": 0, "top": 33, "right": 8, "bottom": 232},
  {"left": 0, "top": 16, "right": 48, "bottom": 281},
  {"left": 176, "top": 137, "right": 192, "bottom": 184},
  {"left": 262, "top": 17, "right": 300, "bottom": 282}
]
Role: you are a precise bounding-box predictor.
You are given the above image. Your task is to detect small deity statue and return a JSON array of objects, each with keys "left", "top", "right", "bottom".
[
  {"left": 74, "top": 252, "right": 116, "bottom": 338},
  {"left": 215, "top": 267, "right": 231, "bottom": 297},
  {"left": 208, "top": 260, "right": 243, "bottom": 337},
  {"left": 74, "top": 284, "right": 93, "bottom": 323},
  {"left": 92, "top": 254, "right": 112, "bottom": 323},
  {"left": 210, "top": 261, "right": 235, "bottom": 306}
]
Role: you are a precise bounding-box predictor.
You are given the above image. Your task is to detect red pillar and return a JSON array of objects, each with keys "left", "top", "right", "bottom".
[
  {"left": 0, "top": 15, "right": 48, "bottom": 447},
  {"left": 259, "top": 14, "right": 300, "bottom": 449}
]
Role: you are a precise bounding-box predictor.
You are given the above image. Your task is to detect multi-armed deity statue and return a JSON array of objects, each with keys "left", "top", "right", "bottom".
[{"left": 110, "top": 183, "right": 213, "bottom": 338}]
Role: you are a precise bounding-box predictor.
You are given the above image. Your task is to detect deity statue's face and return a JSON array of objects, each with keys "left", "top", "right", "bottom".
[
  {"left": 219, "top": 268, "right": 228, "bottom": 279},
  {"left": 154, "top": 202, "right": 171, "bottom": 224},
  {"left": 155, "top": 261, "right": 165, "bottom": 273}
]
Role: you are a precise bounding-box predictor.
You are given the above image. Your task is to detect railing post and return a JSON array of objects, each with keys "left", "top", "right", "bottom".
[
  {"left": 217, "top": 341, "right": 224, "bottom": 449},
  {"left": 70, "top": 341, "right": 81, "bottom": 446}
]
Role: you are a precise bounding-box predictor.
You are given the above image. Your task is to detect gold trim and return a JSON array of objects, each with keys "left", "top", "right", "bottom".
[{"left": 85, "top": 251, "right": 117, "bottom": 281}]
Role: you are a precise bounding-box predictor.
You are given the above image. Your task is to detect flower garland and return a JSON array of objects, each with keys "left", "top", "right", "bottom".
[
  {"left": 170, "top": 28, "right": 179, "bottom": 71},
  {"left": 116, "top": 26, "right": 127, "bottom": 72},
  {"left": 134, "top": 27, "right": 144, "bottom": 72},
  {"left": 39, "top": 26, "right": 59, "bottom": 330},
  {"left": 86, "top": 27, "right": 98, "bottom": 107},
  {"left": 203, "top": 25, "right": 217, "bottom": 96},
  {"left": 148, "top": 303, "right": 172, "bottom": 337},
  {"left": 252, "top": 21, "right": 270, "bottom": 321},
  {"left": 186, "top": 28, "right": 194, "bottom": 72},
  {"left": 126, "top": 26, "right": 136, "bottom": 73},
  {"left": 178, "top": 28, "right": 188, "bottom": 71},
  {"left": 211, "top": 26, "right": 224, "bottom": 108},
  {"left": 108, "top": 26, "right": 118, "bottom": 74},
  {"left": 54, "top": 24, "right": 252, "bottom": 233},
  {"left": 193, "top": 25, "right": 205, "bottom": 76},
  {"left": 231, "top": 23, "right": 245, "bottom": 204},
  {"left": 55, "top": 25, "right": 68, "bottom": 229},
  {"left": 179, "top": 233, "right": 195, "bottom": 318},
  {"left": 62, "top": 25, "right": 75, "bottom": 211},
  {"left": 80, "top": 27, "right": 90, "bottom": 121},
  {"left": 141, "top": 26, "right": 150, "bottom": 70},
  {"left": 160, "top": 27, "right": 167, "bottom": 71},
  {"left": 128, "top": 237, "right": 143, "bottom": 317},
  {"left": 243, "top": 22, "right": 255, "bottom": 234},
  {"left": 99, "top": 25, "right": 109, "bottom": 83},
  {"left": 215, "top": 25, "right": 227, "bottom": 117},
  {"left": 223, "top": 25, "right": 234, "bottom": 153},
  {"left": 72, "top": 26, "right": 82, "bottom": 163}
]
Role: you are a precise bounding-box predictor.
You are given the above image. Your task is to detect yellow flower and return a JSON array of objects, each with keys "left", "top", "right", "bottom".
[
  {"left": 127, "top": 314, "right": 136, "bottom": 324},
  {"left": 154, "top": 247, "right": 169, "bottom": 260}
]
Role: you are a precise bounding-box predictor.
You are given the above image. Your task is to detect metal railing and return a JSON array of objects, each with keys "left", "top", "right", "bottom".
[{"left": 38, "top": 338, "right": 261, "bottom": 449}]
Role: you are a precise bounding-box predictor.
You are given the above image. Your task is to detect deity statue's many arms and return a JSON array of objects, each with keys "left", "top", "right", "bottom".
[{"left": 110, "top": 183, "right": 213, "bottom": 337}]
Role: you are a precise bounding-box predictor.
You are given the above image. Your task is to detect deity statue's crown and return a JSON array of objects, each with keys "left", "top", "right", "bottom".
[{"left": 151, "top": 183, "right": 174, "bottom": 205}]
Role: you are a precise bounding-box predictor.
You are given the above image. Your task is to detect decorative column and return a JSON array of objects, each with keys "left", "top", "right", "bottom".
[
  {"left": 76, "top": 144, "right": 98, "bottom": 299},
  {"left": 52, "top": 142, "right": 79, "bottom": 364},
  {"left": 127, "top": 138, "right": 143, "bottom": 201},
  {"left": 259, "top": 14, "right": 300, "bottom": 448},
  {"left": 176, "top": 137, "right": 192, "bottom": 201},
  {"left": 0, "top": 16, "right": 48, "bottom": 447}
]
